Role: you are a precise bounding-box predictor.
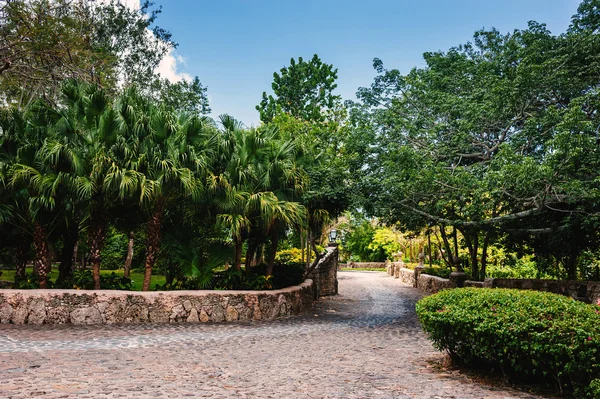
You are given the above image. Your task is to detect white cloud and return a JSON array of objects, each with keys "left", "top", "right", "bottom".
[{"left": 156, "top": 50, "right": 192, "bottom": 83}]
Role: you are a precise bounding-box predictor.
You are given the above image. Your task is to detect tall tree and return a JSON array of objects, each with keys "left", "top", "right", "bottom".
[{"left": 256, "top": 54, "right": 340, "bottom": 123}]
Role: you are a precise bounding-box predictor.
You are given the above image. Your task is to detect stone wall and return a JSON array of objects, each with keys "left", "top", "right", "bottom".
[
  {"left": 480, "top": 278, "right": 600, "bottom": 305},
  {"left": 387, "top": 266, "right": 455, "bottom": 294},
  {"left": 387, "top": 268, "right": 600, "bottom": 304},
  {"left": 0, "top": 280, "right": 314, "bottom": 325},
  {"left": 417, "top": 273, "right": 454, "bottom": 293},
  {"left": 398, "top": 267, "right": 415, "bottom": 286},
  {"left": 309, "top": 246, "right": 338, "bottom": 297}
]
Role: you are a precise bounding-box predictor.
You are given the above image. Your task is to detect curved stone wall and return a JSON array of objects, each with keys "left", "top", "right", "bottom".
[{"left": 0, "top": 280, "right": 314, "bottom": 325}]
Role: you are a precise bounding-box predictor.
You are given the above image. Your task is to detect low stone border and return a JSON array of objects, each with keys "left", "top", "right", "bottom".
[
  {"left": 0, "top": 280, "right": 314, "bottom": 325},
  {"left": 388, "top": 266, "right": 600, "bottom": 304}
]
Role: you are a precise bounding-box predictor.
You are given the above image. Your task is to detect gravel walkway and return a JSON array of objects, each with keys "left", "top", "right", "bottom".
[{"left": 0, "top": 271, "right": 549, "bottom": 398}]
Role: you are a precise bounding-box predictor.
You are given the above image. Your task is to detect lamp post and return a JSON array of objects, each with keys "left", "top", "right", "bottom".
[{"left": 328, "top": 229, "right": 338, "bottom": 246}]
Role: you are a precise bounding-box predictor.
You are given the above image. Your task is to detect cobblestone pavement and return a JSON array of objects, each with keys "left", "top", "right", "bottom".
[{"left": 0, "top": 271, "right": 549, "bottom": 399}]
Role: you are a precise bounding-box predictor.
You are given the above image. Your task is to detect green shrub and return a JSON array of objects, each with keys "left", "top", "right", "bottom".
[
  {"left": 416, "top": 288, "right": 600, "bottom": 394},
  {"left": 583, "top": 379, "right": 600, "bottom": 399},
  {"left": 271, "top": 262, "right": 305, "bottom": 289},
  {"left": 275, "top": 248, "right": 302, "bottom": 264},
  {"left": 100, "top": 272, "right": 133, "bottom": 290}
]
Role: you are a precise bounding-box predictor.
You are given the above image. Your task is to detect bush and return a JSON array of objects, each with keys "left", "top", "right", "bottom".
[
  {"left": 583, "top": 379, "right": 600, "bottom": 399},
  {"left": 275, "top": 248, "right": 302, "bottom": 264},
  {"left": 416, "top": 288, "right": 600, "bottom": 395},
  {"left": 271, "top": 262, "right": 305, "bottom": 289}
]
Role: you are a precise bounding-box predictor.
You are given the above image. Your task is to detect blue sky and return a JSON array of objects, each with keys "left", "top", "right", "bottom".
[{"left": 154, "top": 0, "right": 581, "bottom": 126}]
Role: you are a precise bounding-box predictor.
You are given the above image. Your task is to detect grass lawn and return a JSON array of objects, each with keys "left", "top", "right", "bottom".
[{"left": 0, "top": 267, "right": 166, "bottom": 291}]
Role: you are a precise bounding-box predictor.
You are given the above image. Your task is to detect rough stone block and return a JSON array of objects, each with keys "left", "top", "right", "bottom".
[{"left": 71, "top": 307, "right": 103, "bottom": 325}]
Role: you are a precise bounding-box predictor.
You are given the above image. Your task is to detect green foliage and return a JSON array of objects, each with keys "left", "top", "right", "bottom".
[
  {"left": 275, "top": 248, "right": 302, "bottom": 264},
  {"left": 15, "top": 273, "right": 42, "bottom": 289},
  {"left": 583, "top": 378, "right": 600, "bottom": 399},
  {"left": 214, "top": 268, "right": 273, "bottom": 290},
  {"left": 416, "top": 288, "right": 600, "bottom": 394},
  {"left": 342, "top": 216, "right": 403, "bottom": 262},
  {"left": 257, "top": 54, "right": 340, "bottom": 123},
  {"left": 270, "top": 262, "right": 305, "bottom": 289},
  {"left": 100, "top": 272, "right": 133, "bottom": 290},
  {"left": 343, "top": 219, "right": 381, "bottom": 262},
  {"left": 101, "top": 227, "right": 127, "bottom": 270},
  {"left": 368, "top": 228, "right": 402, "bottom": 261},
  {"left": 486, "top": 256, "right": 543, "bottom": 279},
  {"left": 350, "top": 3, "right": 600, "bottom": 281}
]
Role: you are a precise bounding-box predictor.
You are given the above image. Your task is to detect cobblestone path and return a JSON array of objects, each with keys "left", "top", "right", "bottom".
[{"left": 0, "top": 272, "right": 548, "bottom": 399}]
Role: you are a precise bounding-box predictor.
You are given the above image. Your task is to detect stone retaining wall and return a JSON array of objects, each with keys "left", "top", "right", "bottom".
[
  {"left": 417, "top": 273, "right": 454, "bottom": 293},
  {"left": 310, "top": 246, "right": 339, "bottom": 297},
  {"left": 398, "top": 268, "right": 414, "bottom": 286},
  {"left": 0, "top": 280, "right": 314, "bottom": 325},
  {"left": 388, "top": 266, "right": 455, "bottom": 294},
  {"left": 387, "top": 268, "right": 600, "bottom": 304},
  {"left": 481, "top": 278, "right": 600, "bottom": 304}
]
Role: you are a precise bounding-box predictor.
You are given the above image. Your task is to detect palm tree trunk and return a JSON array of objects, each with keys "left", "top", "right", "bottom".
[
  {"left": 59, "top": 227, "right": 78, "bottom": 282},
  {"left": 14, "top": 238, "right": 28, "bottom": 283},
  {"left": 88, "top": 209, "right": 107, "bottom": 290},
  {"left": 233, "top": 236, "right": 243, "bottom": 271},
  {"left": 245, "top": 240, "right": 257, "bottom": 273},
  {"left": 123, "top": 231, "right": 134, "bottom": 278},
  {"left": 266, "top": 229, "right": 279, "bottom": 277},
  {"left": 300, "top": 230, "right": 305, "bottom": 264},
  {"left": 33, "top": 223, "right": 51, "bottom": 289},
  {"left": 72, "top": 241, "right": 79, "bottom": 272},
  {"left": 142, "top": 200, "right": 165, "bottom": 291}
]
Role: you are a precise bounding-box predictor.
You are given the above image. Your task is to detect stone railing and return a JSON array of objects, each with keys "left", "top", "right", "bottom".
[
  {"left": 388, "top": 266, "right": 454, "bottom": 294},
  {"left": 386, "top": 264, "right": 600, "bottom": 304},
  {"left": 473, "top": 278, "right": 600, "bottom": 305},
  {"left": 0, "top": 280, "right": 314, "bottom": 325}
]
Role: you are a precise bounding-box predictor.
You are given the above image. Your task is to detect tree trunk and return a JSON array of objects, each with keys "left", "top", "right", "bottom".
[
  {"left": 266, "top": 229, "right": 279, "bottom": 277},
  {"left": 142, "top": 200, "right": 165, "bottom": 292},
  {"left": 463, "top": 231, "right": 480, "bottom": 281},
  {"left": 305, "top": 230, "right": 311, "bottom": 269},
  {"left": 300, "top": 230, "right": 305, "bottom": 264},
  {"left": 566, "top": 254, "right": 578, "bottom": 280},
  {"left": 59, "top": 227, "right": 78, "bottom": 282},
  {"left": 33, "top": 223, "right": 51, "bottom": 289},
  {"left": 14, "top": 238, "right": 28, "bottom": 283},
  {"left": 438, "top": 225, "right": 453, "bottom": 268},
  {"left": 123, "top": 231, "right": 134, "bottom": 278},
  {"left": 73, "top": 241, "right": 79, "bottom": 272},
  {"left": 245, "top": 240, "right": 257, "bottom": 273},
  {"left": 480, "top": 232, "right": 491, "bottom": 281},
  {"left": 453, "top": 227, "right": 459, "bottom": 259},
  {"left": 88, "top": 208, "right": 107, "bottom": 290},
  {"left": 233, "top": 236, "right": 243, "bottom": 271}
]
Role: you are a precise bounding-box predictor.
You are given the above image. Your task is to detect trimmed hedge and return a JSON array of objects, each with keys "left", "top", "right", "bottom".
[{"left": 416, "top": 288, "right": 600, "bottom": 396}]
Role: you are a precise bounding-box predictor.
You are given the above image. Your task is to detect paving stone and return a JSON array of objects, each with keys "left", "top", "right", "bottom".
[{"left": 0, "top": 272, "right": 551, "bottom": 399}]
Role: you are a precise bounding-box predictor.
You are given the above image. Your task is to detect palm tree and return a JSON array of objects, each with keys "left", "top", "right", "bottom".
[
  {"left": 213, "top": 116, "right": 307, "bottom": 274},
  {"left": 7, "top": 101, "right": 79, "bottom": 288},
  {"left": 120, "top": 100, "right": 215, "bottom": 291},
  {"left": 40, "top": 81, "right": 128, "bottom": 289}
]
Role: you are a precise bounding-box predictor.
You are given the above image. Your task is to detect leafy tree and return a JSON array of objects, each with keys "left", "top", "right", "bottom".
[
  {"left": 350, "top": 4, "right": 600, "bottom": 279},
  {"left": 0, "top": 0, "right": 209, "bottom": 113},
  {"left": 256, "top": 54, "right": 340, "bottom": 123}
]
